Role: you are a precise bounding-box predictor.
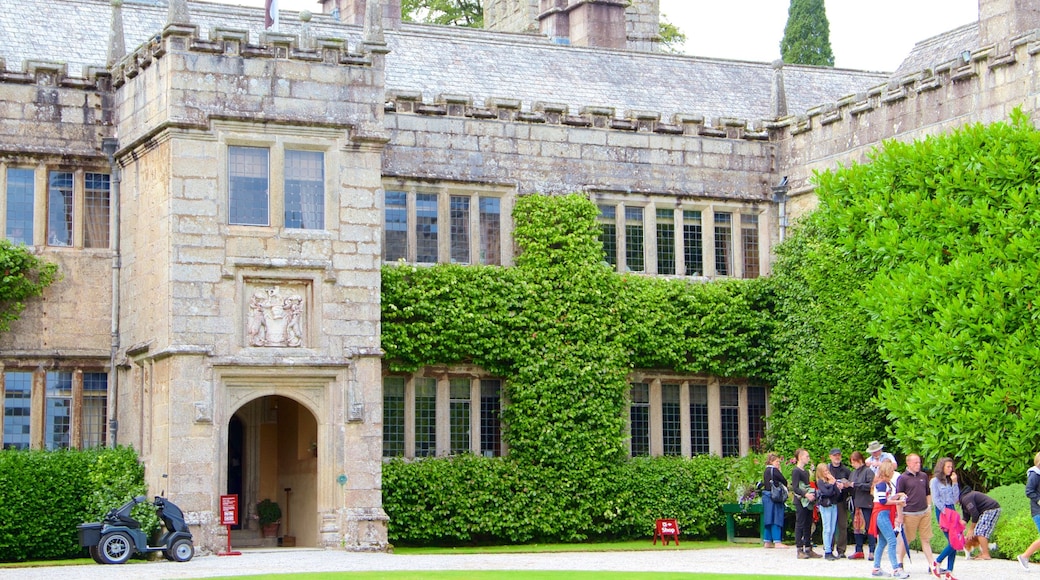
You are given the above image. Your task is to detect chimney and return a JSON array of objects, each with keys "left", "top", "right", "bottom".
[
  {"left": 539, "top": 0, "right": 570, "bottom": 44},
  {"left": 319, "top": 0, "right": 401, "bottom": 30},
  {"left": 536, "top": 0, "right": 627, "bottom": 49},
  {"left": 108, "top": 0, "right": 126, "bottom": 67},
  {"left": 979, "top": 0, "right": 1040, "bottom": 47}
]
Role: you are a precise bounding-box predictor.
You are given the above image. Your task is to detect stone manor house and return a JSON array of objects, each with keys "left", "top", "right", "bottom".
[{"left": 0, "top": 0, "right": 1037, "bottom": 552}]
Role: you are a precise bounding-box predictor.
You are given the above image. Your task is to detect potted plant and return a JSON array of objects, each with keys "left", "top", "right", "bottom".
[{"left": 257, "top": 498, "right": 281, "bottom": 537}]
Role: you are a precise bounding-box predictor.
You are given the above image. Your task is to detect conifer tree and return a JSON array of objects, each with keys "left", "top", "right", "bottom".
[{"left": 780, "top": 0, "right": 835, "bottom": 66}]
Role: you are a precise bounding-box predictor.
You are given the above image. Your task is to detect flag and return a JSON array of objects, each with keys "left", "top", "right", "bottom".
[{"left": 265, "top": 0, "right": 279, "bottom": 31}]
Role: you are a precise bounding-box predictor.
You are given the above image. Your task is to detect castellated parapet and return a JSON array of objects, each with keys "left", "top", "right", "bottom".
[
  {"left": 776, "top": 30, "right": 1040, "bottom": 219},
  {"left": 383, "top": 91, "right": 776, "bottom": 206},
  {"left": 111, "top": 23, "right": 387, "bottom": 153}
]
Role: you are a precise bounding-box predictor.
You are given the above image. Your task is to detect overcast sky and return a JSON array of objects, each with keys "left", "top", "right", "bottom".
[{"left": 205, "top": 0, "right": 980, "bottom": 72}]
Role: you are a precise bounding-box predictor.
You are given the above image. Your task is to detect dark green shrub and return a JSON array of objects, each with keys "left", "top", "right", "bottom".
[
  {"left": 382, "top": 454, "right": 733, "bottom": 545},
  {"left": 0, "top": 446, "right": 151, "bottom": 562}
]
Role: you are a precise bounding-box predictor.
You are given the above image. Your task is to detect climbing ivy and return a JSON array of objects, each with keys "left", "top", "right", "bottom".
[
  {"left": 380, "top": 193, "right": 779, "bottom": 543},
  {"left": 0, "top": 239, "right": 59, "bottom": 335}
]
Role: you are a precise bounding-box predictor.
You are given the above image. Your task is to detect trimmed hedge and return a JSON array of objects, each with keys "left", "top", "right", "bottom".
[
  {"left": 989, "top": 483, "right": 1037, "bottom": 561},
  {"left": 382, "top": 454, "right": 731, "bottom": 545},
  {"left": 0, "top": 446, "right": 151, "bottom": 562}
]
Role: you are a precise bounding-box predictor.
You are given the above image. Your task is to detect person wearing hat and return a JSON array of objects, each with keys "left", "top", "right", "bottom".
[
  {"left": 826, "top": 448, "right": 852, "bottom": 558},
  {"left": 865, "top": 441, "right": 896, "bottom": 474}
]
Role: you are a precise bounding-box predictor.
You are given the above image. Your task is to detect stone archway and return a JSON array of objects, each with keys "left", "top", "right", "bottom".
[{"left": 229, "top": 394, "right": 319, "bottom": 547}]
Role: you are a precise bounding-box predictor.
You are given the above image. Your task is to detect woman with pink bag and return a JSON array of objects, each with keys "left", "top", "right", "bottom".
[{"left": 930, "top": 457, "right": 961, "bottom": 579}]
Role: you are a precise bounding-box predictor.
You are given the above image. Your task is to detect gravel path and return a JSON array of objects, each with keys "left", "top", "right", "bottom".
[{"left": 2, "top": 545, "right": 1033, "bottom": 579}]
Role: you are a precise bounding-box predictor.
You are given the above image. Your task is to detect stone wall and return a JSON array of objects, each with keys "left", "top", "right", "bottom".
[
  {"left": 385, "top": 94, "right": 775, "bottom": 199},
  {"left": 777, "top": 30, "right": 1040, "bottom": 221}
]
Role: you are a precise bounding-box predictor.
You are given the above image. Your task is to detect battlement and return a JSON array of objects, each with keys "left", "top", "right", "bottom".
[
  {"left": 110, "top": 23, "right": 376, "bottom": 89},
  {"left": 775, "top": 29, "right": 1040, "bottom": 139},
  {"left": 0, "top": 22, "right": 374, "bottom": 89},
  {"left": 0, "top": 58, "right": 111, "bottom": 90},
  {"left": 385, "top": 91, "right": 771, "bottom": 142}
]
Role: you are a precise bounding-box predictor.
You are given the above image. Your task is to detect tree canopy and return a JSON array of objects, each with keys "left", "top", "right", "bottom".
[
  {"left": 659, "top": 14, "right": 687, "bottom": 54},
  {"left": 780, "top": 0, "right": 834, "bottom": 66},
  {"left": 402, "top": 0, "right": 482, "bottom": 27},
  {"left": 0, "top": 239, "right": 59, "bottom": 334},
  {"left": 771, "top": 111, "right": 1040, "bottom": 488}
]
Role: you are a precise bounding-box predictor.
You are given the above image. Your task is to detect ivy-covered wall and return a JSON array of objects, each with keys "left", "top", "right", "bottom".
[{"left": 380, "top": 193, "right": 777, "bottom": 543}]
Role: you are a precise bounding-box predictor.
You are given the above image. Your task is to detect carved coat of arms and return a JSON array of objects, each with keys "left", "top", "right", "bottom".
[{"left": 247, "top": 286, "right": 304, "bottom": 347}]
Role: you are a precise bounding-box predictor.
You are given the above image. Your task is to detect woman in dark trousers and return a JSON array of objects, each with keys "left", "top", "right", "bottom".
[
  {"left": 850, "top": 451, "right": 876, "bottom": 560},
  {"left": 762, "top": 452, "right": 789, "bottom": 548},
  {"left": 791, "top": 448, "right": 820, "bottom": 559}
]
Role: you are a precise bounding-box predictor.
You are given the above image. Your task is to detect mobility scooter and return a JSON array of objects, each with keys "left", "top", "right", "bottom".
[{"left": 77, "top": 494, "right": 194, "bottom": 564}]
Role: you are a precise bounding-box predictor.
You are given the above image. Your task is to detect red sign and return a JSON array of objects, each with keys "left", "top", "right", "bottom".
[
  {"left": 220, "top": 494, "right": 239, "bottom": 526},
  {"left": 653, "top": 518, "right": 680, "bottom": 545}
]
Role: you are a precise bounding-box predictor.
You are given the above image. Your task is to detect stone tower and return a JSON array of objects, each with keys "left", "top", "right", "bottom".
[
  {"left": 978, "top": 0, "right": 1040, "bottom": 48},
  {"left": 318, "top": 0, "right": 402, "bottom": 29},
  {"left": 483, "top": 0, "right": 660, "bottom": 51}
]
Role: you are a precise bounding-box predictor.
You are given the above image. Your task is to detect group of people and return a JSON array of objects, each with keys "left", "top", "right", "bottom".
[{"left": 758, "top": 441, "right": 1033, "bottom": 580}]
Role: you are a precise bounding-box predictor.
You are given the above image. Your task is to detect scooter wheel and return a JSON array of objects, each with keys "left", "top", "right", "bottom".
[
  {"left": 98, "top": 531, "right": 134, "bottom": 564},
  {"left": 169, "top": 538, "right": 194, "bottom": 562},
  {"left": 88, "top": 545, "right": 104, "bottom": 564}
]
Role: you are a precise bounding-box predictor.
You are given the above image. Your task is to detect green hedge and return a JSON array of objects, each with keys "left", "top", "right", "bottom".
[
  {"left": 0, "top": 446, "right": 151, "bottom": 562},
  {"left": 382, "top": 454, "right": 731, "bottom": 545},
  {"left": 990, "top": 483, "right": 1037, "bottom": 561}
]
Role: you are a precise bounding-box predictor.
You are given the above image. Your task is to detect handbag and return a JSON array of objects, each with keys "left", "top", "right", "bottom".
[{"left": 770, "top": 483, "right": 788, "bottom": 503}]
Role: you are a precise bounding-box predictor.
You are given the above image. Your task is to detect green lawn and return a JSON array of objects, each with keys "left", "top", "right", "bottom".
[{"left": 209, "top": 574, "right": 829, "bottom": 580}]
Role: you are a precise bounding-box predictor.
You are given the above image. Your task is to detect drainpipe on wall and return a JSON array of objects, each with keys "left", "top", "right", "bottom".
[
  {"left": 102, "top": 137, "right": 121, "bottom": 446},
  {"left": 772, "top": 176, "right": 789, "bottom": 243}
]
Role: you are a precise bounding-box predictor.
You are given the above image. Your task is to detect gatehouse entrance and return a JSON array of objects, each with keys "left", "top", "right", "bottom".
[{"left": 227, "top": 394, "right": 318, "bottom": 547}]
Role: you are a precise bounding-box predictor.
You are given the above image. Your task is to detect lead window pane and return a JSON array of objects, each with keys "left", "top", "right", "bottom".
[
  {"left": 84, "top": 173, "right": 110, "bottom": 248},
  {"left": 3, "top": 371, "right": 32, "bottom": 450},
  {"left": 625, "top": 207, "right": 644, "bottom": 272},
  {"left": 47, "top": 171, "right": 73, "bottom": 246},
  {"left": 415, "top": 193, "right": 438, "bottom": 263},
  {"left": 450, "top": 196, "right": 470, "bottom": 264},
  {"left": 414, "top": 378, "right": 436, "bottom": 457},
  {"left": 383, "top": 191, "right": 407, "bottom": 261},
  {"left": 656, "top": 209, "right": 675, "bottom": 275},
  {"left": 690, "top": 384, "right": 709, "bottom": 455},
  {"left": 683, "top": 210, "right": 703, "bottom": 277},
  {"left": 382, "top": 377, "right": 405, "bottom": 457},
  {"left": 714, "top": 212, "right": 732, "bottom": 276},
  {"left": 5, "top": 168, "right": 34, "bottom": 245},
  {"left": 449, "top": 379, "right": 470, "bottom": 454},
  {"left": 82, "top": 372, "right": 108, "bottom": 448},
  {"left": 480, "top": 379, "right": 502, "bottom": 457},
  {"left": 598, "top": 204, "right": 617, "bottom": 268},
  {"left": 228, "top": 146, "right": 269, "bottom": 226},
  {"left": 720, "top": 385, "right": 739, "bottom": 457},
  {"left": 748, "top": 385, "right": 767, "bottom": 453},
  {"left": 479, "top": 197, "right": 501, "bottom": 265},
  {"left": 284, "top": 150, "right": 324, "bottom": 230},
  {"left": 45, "top": 371, "right": 72, "bottom": 450},
  {"left": 630, "top": 382, "right": 649, "bottom": 456},
  {"left": 662, "top": 383, "right": 681, "bottom": 456},
  {"left": 741, "top": 213, "right": 760, "bottom": 279}
]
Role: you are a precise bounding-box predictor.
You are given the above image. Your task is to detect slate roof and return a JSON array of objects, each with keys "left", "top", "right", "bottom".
[
  {"left": 0, "top": 0, "right": 913, "bottom": 123},
  {"left": 893, "top": 23, "right": 979, "bottom": 77}
]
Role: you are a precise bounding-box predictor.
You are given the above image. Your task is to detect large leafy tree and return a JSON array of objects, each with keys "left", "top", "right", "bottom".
[
  {"left": 780, "top": 0, "right": 834, "bottom": 66},
  {"left": 773, "top": 111, "right": 1040, "bottom": 488},
  {"left": 401, "top": 0, "right": 482, "bottom": 27},
  {"left": 0, "top": 239, "right": 59, "bottom": 334}
]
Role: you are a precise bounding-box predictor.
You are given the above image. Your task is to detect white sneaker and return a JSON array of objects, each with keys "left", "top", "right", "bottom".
[
  {"left": 893, "top": 567, "right": 910, "bottom": 579},
  {"left": 1019, "top": 554, "right": 1031, "bottom": 571}
]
